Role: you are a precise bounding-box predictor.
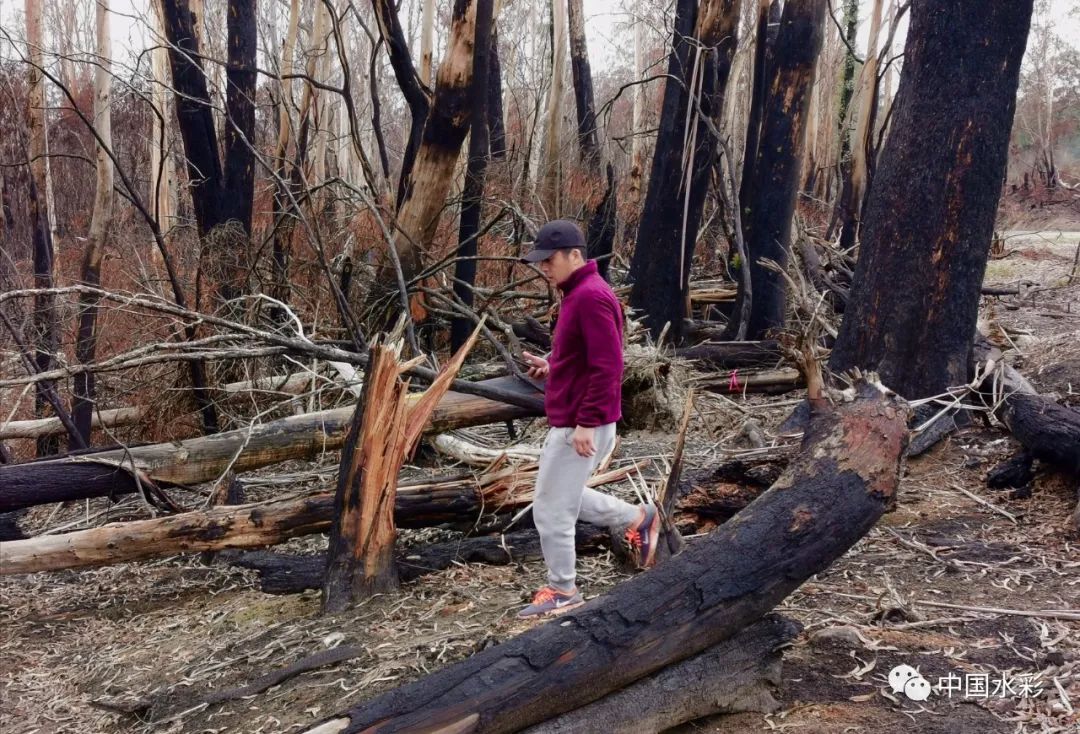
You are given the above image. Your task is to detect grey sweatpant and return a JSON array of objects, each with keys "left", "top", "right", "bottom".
[{"left": 533, "top": 423, "right": 640, "bottom": 592}]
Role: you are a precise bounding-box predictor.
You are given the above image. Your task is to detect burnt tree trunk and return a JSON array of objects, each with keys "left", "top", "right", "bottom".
[
  {"left": 487, "top": 26, "right": 506, "bottom": 159},
  {"left": 372, "top": 0, "right": 432, "bottom": 206},
  {"left": 829, "top": 0, "right": 1034, "bottom": 400},
  {"left": 738, "top": 0, "right": 772, "bottom": 212},
  {"left": 727, "top": 0, "right": 827, "bottom": 340},
  {"left": 221, "top": 0, "right": 257, "bottom": 237},
  {"left": 450, "top": 0, "right": 494, "bottom": 353},
  {"left": 629, "top": 0, "right": 739, "bottom": 341},
  {"left": 586, "top": 164, "right": 617, "bottom": 281},
  {"left": 567, "top": 0, "right": 600, "bottom": 169}
]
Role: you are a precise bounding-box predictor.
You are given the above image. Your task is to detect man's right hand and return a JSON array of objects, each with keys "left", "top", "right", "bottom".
[{"left": 521, "top": 351, "right": 550, "bottom": 382}]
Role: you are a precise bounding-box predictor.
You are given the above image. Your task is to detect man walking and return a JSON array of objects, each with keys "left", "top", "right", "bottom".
[{"left": 516, "top": 219, "right": 659, "bottom": 618}]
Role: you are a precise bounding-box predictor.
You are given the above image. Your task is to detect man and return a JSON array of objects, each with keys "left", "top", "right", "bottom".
[{"left": 516, "top": 219, "right": 659, "bottom": 618}]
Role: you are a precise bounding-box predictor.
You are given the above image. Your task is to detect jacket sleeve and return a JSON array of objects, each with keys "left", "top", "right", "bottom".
[{"left": 576, "top": 294, "right": 624, "bottom": 428}]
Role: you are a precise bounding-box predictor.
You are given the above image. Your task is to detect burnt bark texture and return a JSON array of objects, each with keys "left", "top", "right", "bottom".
[
  {"left": 450, "top": 0, "right": 494, "bottom": 352},
  {"left": 222, "top": 0, "right": 257, "bottom": 237},
  {"left": 728, "top": 0, "right": 827, "bottom": 340},
  {"left": 567, "top": 0, "right": 600, "bottom": 168},
  {"left": 829, "top": 0, "right": 1034, "bottom": 399},
  {"left": 629, "top": 0, "right": 739, "bottom": 341},
  {"left": 523, "top": 615, "right": 799, "bottom": 733},
  {"left": 305, "top": 381, "right": 908, "bottom": 733}
]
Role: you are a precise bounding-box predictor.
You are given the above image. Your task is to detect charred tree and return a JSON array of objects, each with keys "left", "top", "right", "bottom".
[
  {"left": 372, "top": 0, "right": 432, "bottom": 206},
  {"left": 567, "top": 0, "right": 600, "bottom": 169},
  {"left": 450, "top": 0, "right": 495, "bottom": 352},
  {"left": 487, "top": 26, "right": 507, "bottom": 159},
  {"left": 160, "top": 0, "right": 257, "bottom": 302},
  {"left": 727, "top": 0, "right": 827, "bottom": 340},
  {"left": 830, "top": 0, "right": 1034, "bottom": 400},
  {"left": 629, "top": 0, "right": 739, "bottom": 340}
]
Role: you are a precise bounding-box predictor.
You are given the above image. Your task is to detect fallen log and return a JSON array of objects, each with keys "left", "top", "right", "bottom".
[
  {"left": 0, "top": 375, "right": 542, "bottom": 514},
  {"left": 0, "top": 406, "right": 147, "bottom": 440},
  {"left": 301, "top": 376, "right": 908, "bottom": 733},
  {"left": 674, "top": 340, "right": 784, "bottom": 370},
  {"left": 697, "top": 368, "right": 804, "bottom": 395},
  {"left": 523, "top": 614, "right": 800, "bottom": 733},
  {"left": 0, "top": 464, "right": 638, "bottom": 574},
  {"left": 222, "top": 525, "right": 611, "bottom": 595}
]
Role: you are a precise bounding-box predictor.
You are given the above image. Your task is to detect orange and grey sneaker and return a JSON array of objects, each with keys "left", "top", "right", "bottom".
[
  {"left": 623, "top": 503, "right": 661, "bottom": 569},
  {"left": 517, "top": 586, "right": 584, "bottom": 618}
]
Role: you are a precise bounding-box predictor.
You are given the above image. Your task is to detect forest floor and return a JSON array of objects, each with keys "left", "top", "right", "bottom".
[{"left": 1, "top": 233, "right": 1077, "bottom": 734}]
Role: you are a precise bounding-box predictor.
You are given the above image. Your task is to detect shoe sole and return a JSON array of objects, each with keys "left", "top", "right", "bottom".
[{"left": 518, "top": 600, "right": 585, "bottom": 619}]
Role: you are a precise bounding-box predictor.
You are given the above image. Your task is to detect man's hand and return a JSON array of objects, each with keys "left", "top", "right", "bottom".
[
  {"left": 522, "top": 351, "right": 550, "bottom": 382},
  {"left": 571, "top": 425, "right": 596, "bottom": 458}
]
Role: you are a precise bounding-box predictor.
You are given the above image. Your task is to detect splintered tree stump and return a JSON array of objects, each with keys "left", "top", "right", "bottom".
[
  {"left": 522, "top": 614, "right": 801, "bottom": 733},
  {"left": 301, "top": 378, "right": 908, "bottom": 733},
  {"left": 323, "top": 328, "right": 481, "bottom": 613}
]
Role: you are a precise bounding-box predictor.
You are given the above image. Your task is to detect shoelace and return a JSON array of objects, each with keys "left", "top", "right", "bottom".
[
  {"left": 624, "top": 527, "right": 642, "bottom": 548},
  {"left": 531, "top": 587, "right": 559, "bottom": 605}
]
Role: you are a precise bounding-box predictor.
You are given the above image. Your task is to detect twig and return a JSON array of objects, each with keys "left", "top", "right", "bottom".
[{"left": 950, "top": 482, "right": 1019, "bottom": 524}]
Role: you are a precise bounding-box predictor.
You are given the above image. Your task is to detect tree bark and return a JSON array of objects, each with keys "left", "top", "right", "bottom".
[
  {"left": 728, "top": 0, "right": 827, "bottom": 340},
  {"left": 829, "top": 0, "right": 1034, "bottom": 400},
  {"left": 302, "top": 379, "right": 908, "bottom": 733},
  {"left": 628, "top": 0, "right": 740, "bottom": 341},
  {"left": 450, "top": 0, "right": 495, "bottom": 352},
  {"left": 540, "top": 0, "right": 568, "bottom": 215},
  {"left": 0, "top": 376, "right": 542, "bottom": 514},
  {"left": 222, "top": 0, "right": 257, "bottom": 237},
  {"left": 72, "top": 0, "right": 115, "bottom": 447}
]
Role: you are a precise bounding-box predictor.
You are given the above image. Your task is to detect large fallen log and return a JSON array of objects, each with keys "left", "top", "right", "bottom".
[
  {"left": 0, "top": 464, "right": 638, "bottom": 574},
  {"left": 523, "top": 614, "right": 800, "bottom": 733},
  {"left": 301, "top": 377, "right": 908, "bottom": 733},
  {"left": 0, "top": 376, "right": 542, "bottom": 514}
]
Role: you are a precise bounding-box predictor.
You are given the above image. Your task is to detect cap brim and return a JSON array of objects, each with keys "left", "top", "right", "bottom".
[{"left": 520, "top": 249, "right": 556, "bottom": 264}]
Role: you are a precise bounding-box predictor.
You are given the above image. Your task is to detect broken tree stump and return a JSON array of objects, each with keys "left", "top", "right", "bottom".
[
  {"left": 323, "top": 327, "right": 479, "bottom": 612},
  {"left": 301, "top": 376, "right": 908, "bottom": 733},
  {"left": 522, "top": 614, "right": 800, "bottom": 733}
]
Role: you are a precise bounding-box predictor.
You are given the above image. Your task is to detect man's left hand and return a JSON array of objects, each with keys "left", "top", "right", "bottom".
[{"left": 571, "top": 426, "right": 596, "bottom": 458}]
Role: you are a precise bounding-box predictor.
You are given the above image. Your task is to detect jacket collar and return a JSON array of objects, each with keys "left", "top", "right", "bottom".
[{"left": 558, "top": 260, "right": 598, "bottom": 295}]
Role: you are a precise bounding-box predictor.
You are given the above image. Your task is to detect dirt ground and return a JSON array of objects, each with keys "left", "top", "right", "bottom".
[{"left": 1, "top": 233, "right": 1078, "bottom": 734}]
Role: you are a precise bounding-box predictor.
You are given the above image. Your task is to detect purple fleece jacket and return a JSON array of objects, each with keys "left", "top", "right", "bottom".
[{"left": 544, "top": 260, "right": 624, "bottom": 428}]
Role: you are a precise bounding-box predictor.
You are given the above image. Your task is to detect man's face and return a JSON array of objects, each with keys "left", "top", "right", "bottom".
[{"left": 538, "top": 249, "right": 579, "bottom": 285}]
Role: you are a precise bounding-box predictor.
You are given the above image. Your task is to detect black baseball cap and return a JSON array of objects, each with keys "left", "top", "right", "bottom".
[{"left": 520, "top": 219, "right": 587, "bottom": 263}]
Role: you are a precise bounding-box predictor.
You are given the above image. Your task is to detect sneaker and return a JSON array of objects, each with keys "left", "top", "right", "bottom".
[
  {"left": 517, "top": 586, "right": 584, "bottom": 618},
  {"left": 623, "top": 503, "right": 661, "bottom": 569}
]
